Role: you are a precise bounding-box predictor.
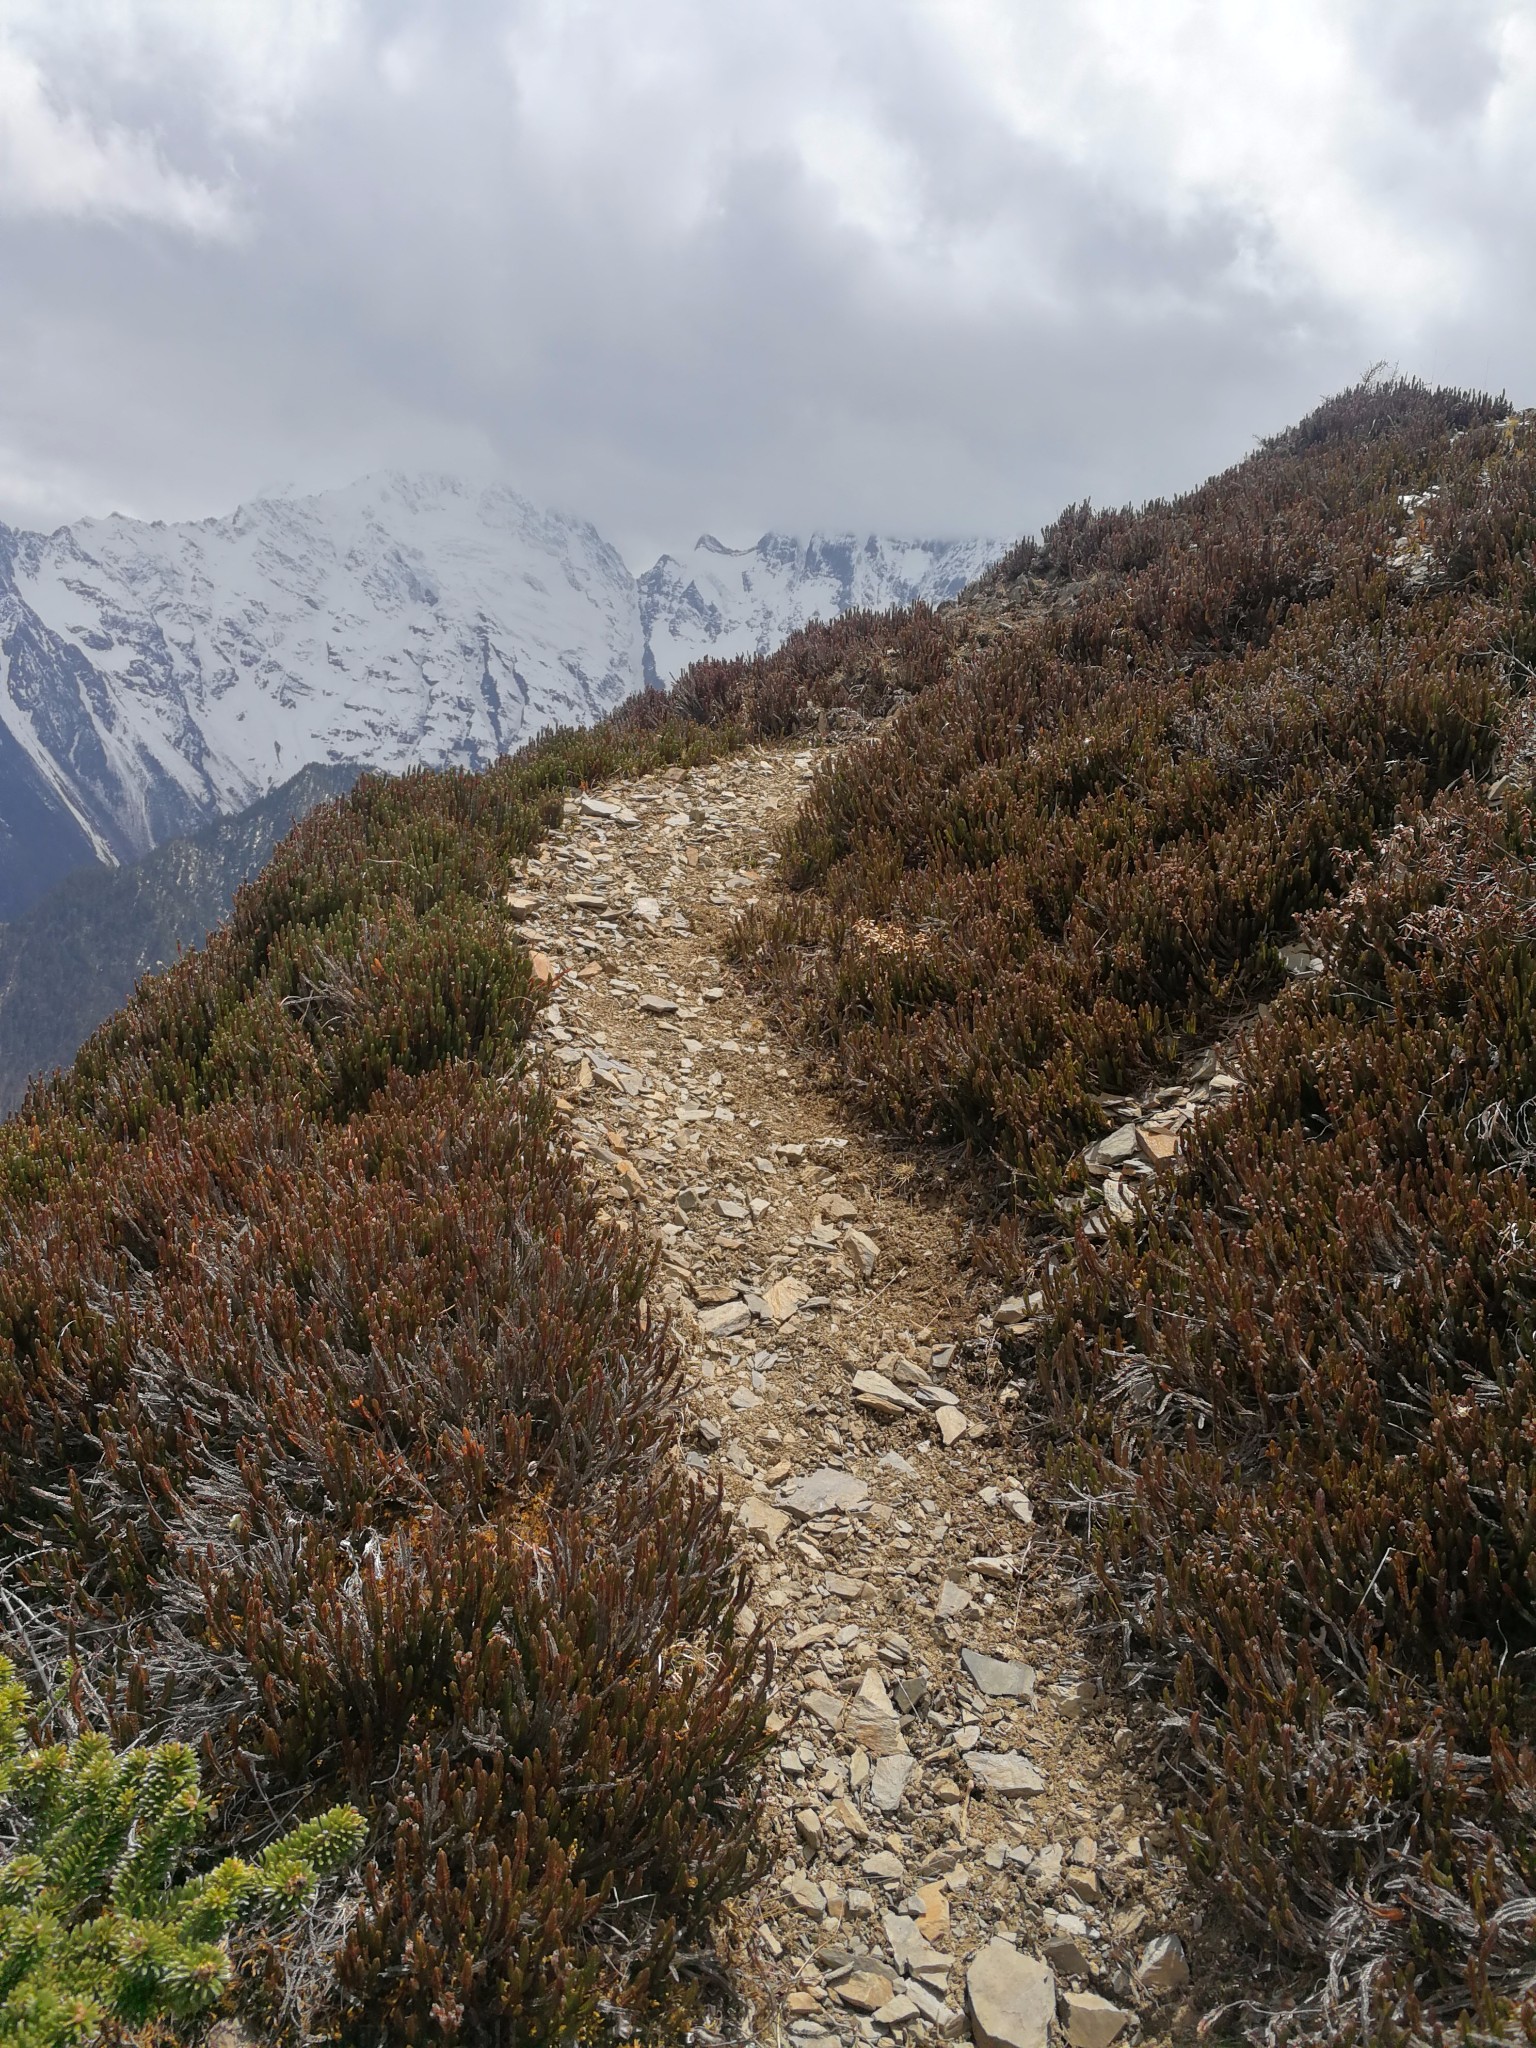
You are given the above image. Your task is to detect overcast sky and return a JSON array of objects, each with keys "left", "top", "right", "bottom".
[{"left": 0, "top": 0, "right": 1531, "bottom": 568}]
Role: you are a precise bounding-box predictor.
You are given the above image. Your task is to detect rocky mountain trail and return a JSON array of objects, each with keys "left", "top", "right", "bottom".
[{"left": 509, "top": 740, "right": 1198, "bottom": 2048}]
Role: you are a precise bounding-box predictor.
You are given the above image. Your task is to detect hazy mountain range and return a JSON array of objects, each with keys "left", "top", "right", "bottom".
[
  {"left": 0, "top": 474, "right": 1003, "bottom": 921},
  {"left": 0, "top": 762, "right": 358, "bottom": 1110}
]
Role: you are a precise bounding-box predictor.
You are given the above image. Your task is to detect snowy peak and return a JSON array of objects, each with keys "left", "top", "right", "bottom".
[
  {"left": 0, "top": 474, "right": 644, "bottom": 910},
  {"left": 637, "top": 529, "right": 1006, "bottom": 685},
  {"left": 0, "top": 478, "right": 1007, "bottom": 920}
]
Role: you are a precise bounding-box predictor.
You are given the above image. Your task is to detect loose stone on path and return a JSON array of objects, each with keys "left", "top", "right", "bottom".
[{"left": 510, "top": 738, "right": 1187, "bottom": 2048}]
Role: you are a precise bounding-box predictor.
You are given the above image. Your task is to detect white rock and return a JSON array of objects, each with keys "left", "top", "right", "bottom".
[
  {"left": 1136, "top": 1933, "right": 1190, "bottom": 1995},
  {"left": 802, "top": 1689, "right": 844, "bottom": 1730},
  {"left": 870, "top": 1753, "right": 914, "bottom": 1813},
  {"left": 969, "top": 1555, "right": 1017, "bottom": 1583},
  {"left": 856, "top": 1667, "right": 898, "bottom": 1715},
  {"left": 853, "top": 1369, "right": 922, "bottom": 1415},
  {"left": 883, "top": 1910, "right": 951, "bottom": 1981},
  {"left": 845, "top": 1667, "right": 909, "bottom": 1758},
  {"left": 966, "top": 1752, "right": 1046, "bottom": 1798},
  {"left": 735, "top": 1496, "right": 789, "bottom": 1544},
  {"left": 838, "top": 1969, "right": 898, "bottom": 2014},
  {"left": 965, "top": 1939, "right": 1054, "bottom": 2048},
  {"left": 960, "top": 1649, "right": 1036, "bottom": 1700},
  {"left": 1279, "top": 943, "right": 1324, "bottom": 977},
  {"left": 777, "top": 1467, "right": 871, "bottom": 1519},
  {"left": 699, "top": 1299, "right": 751, "bottom": 1338},
  {"left": 782, "top": 1872, "right": 826, "bottom": 1916},
  {"left": 1052, "top": 1678, "right": 1098, "bottom": 1719},
  {"left": 1042, "top": 1931, "right": 1093, "bottom": 1980},
  {"left": 762, "top": 1275, "right": 810, "bottom": 1322},
  {"left": 873, "top": 1994, "right": 921, "bottom": 2027},
  {"left": 845, "top": 1227, "right": 879, "bottom": 1278},
  {"left": 936, "top": 1406, "right": 968, "bottom": 1447}
]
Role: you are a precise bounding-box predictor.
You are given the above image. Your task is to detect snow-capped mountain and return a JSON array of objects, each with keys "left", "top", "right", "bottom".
[
  {"left": 0, "top": 475, "right": 641, "bottom": 917},
  {"left": 638, "top": 531, "right": 1005, "bottom": 685},
  {"left": 0, "top": 476, "right": 1004, "bottom": 920}
]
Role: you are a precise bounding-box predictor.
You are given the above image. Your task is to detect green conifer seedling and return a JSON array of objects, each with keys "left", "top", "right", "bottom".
[{"left": 0, "top": 1655, "right": 364, "bottom": 2047}]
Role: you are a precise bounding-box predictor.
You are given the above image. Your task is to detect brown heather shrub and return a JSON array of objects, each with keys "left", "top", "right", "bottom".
[
  {"left": 0, "top": 697, "right": 851, "bottom": 2040},
  {"left": 11, "top": 371, "right": 1534, "bottom": 2039},
  {"left": 732, "top": 381, "right": 1528, "bottom": 1216},
  {"left": 1034, "top": 787, "right": 1536, "bottom": 2035},
  {"left": 724, "top": 380, "right": 1536, "bottom": 2032}
]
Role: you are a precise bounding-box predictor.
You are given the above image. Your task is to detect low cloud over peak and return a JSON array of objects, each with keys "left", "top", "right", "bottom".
[{"left": 0, "top": 0, "right": 1529, "bottom": 554}]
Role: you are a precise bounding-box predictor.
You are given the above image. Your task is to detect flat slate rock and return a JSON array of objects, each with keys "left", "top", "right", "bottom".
[
  {"left": 1061, "top": 1991, "right": 1132, "bottom": 2048},
  {"left": 762, "top": 1275, "right": 811, "bottom": 1322},
  {"left": 776, "top": 1467, "right": 870, "bottom": 1519},
  {"left": 967, "top": 1751, "right": 1046, "bottom": 1798},
  {"left": 853, "top": 1368, "right": 921, "bottom": 1414},
  {"left": 961, "top": 1648, "right": 1037, "bottom": 1699},
  {"left": 966, "top": 1939, "right": 1054, "bottom": 2048},
  {"left": 882, "top": 1910, "right": 951, "bottom": 1982},
  {"left": 735, "top": 1496, "right": 789, "bottom": 1543},
  {"left": 801, "top": 1689, "right": 844, "bottom": 1729},
  {"left": 870, "top": 1753, "right": 914, "bottom": 1813},
  {"left": 699, "top": 1300, "right": 751, "bottom": 1337}
]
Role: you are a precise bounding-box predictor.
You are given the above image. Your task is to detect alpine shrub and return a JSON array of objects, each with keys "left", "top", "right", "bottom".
[
  {"left": 0, "top": 701, "right": 789, "bottom": 2040},
  {"left": 0, "top": 1653, "right": 362, "bottom": 2047}
]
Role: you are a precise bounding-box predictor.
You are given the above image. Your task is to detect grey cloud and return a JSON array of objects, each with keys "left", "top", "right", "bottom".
[{"left": 0, "top": 0, "right": 1528, "bottom": 566}]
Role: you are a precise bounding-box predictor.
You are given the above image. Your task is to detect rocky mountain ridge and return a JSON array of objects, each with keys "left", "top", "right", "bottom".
[{"left": 638, "top": 531, "right": 1002, "bottom": 686}]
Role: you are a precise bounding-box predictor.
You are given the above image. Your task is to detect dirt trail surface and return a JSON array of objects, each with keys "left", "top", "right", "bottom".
[{"left": 509, "top": 739, "right": 1196, "bottom": 2047}]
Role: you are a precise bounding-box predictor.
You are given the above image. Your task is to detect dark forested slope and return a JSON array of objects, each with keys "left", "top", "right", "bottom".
[{"left": 0, "top": 761, "right": 359, "bottom": 1111}]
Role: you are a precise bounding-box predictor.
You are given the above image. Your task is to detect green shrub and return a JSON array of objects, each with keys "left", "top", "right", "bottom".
[{"left": 0, "top": 1653, "right": 362, "bottom": 2047}]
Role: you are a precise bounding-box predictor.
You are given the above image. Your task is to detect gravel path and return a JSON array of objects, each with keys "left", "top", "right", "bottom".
[{"left": 511, "top": 739, "right": 1196, "bottom": 2048}]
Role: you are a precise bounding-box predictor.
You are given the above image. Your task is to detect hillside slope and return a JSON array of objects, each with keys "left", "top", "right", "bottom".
[
  {"left": 727, "top": 379, "right": 1536, "bottom": 2039},
  {"left": 3, "top": 378, "right": 1532, "bottom": 2042},
  {"left": 0, "top": 761, "right": 358, "bottom": 1111}
]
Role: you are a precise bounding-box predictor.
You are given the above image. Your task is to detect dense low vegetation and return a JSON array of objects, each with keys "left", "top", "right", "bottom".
[
  {"left": 0, "top": 449, "right": 949, "bottom": 2039},
  {"left": 0, "top": 716, "right": 806, "bottom": 2043},
  {"left": 730, "top": 381, "right": 1536, "bottom": 2035},
  {"left": 734, "top": 383, "right": 1523, "bottom": 1220},
  {"left": 0, "top": 762, "right": 358, "bottom": 1116}
]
